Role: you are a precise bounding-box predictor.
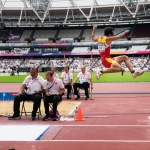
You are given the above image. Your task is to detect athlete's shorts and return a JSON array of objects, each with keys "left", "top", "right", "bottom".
[{"left": 101, "top": 57, "right": 117, "bottom": 68}]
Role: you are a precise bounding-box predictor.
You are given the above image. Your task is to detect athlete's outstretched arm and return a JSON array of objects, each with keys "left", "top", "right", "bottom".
[
  {"left": 107, "top": 30, "right": 130, "bottom": 43},
  {"left": 92, "top": 25, "right": 99, "bottom": 42}
]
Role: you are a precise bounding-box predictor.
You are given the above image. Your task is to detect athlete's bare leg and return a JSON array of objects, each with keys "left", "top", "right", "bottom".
[
  {"left": 115, "top": 55, "right": 144, "bottom": 78},
  {"left": 102, "top": 62, "right": 123, "bottom": 73},
  {"left": 96, "top": 55, "right": 144, "bottom": 80},
  {"left": 115, "top": 55, "right": 133, "bottom": 72},
  {"left": 96, "top": 62, "right": 123, "bottom": 80}
]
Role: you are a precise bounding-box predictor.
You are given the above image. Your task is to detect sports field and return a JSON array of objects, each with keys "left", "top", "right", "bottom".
[{"left": 0, "top": 72, "right": 150, "bottom": 83}]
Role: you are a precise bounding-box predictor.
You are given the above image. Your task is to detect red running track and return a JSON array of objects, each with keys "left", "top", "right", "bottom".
[
  {"left": 0, "top": 83, "right": 150, "bottom": 93},
  {"left": 0, "top": 83, "right": 150, "bottom": 150}
]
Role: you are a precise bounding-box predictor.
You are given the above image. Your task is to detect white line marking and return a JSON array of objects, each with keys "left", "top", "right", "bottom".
[
  {"left": 50, "top": 125, "right": 150, "bottom": 127},
  {"left": 1, "top": 124, "right": 150, "bottom": 127},
  {"left": 40, "top": 140, "right": 150, "bottom": 142},
  {"left": 68, "top": 102, "right": 81, "bottom": 115},
  {"left": 1, "top": 140, "right": 150, "bottom": 142}
]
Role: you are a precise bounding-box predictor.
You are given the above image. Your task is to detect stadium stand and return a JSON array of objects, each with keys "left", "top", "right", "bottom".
[
  {"left": 121, "top": 56, "right": 149, "bottom": 69},
  {"left": 20, "top": 30, "right": 32, "bottom": 41},
  {"left": 83, "top": 27, "right": 130, "bottom": 41},
  {"left": 69, "top": 57, "right": 103, "bottom": 72},
  {"left": 83, "top": 29, "right": 92, "bottom": 40},
  {"left": 58, "top": 29, "right": 81, "bottom": 38},
  {"left": 12, "top": 48, "right": 30, "bottom": 54},
  {"left": 145, "top": 60, "right": 150, "bottom": 70},
  {"left": 0, "top": 48, "right": 30, "bottom": 54},
  {"left": 0, "top": 50, "right": 10, "bottom": 54},
  {"left": 47, "top": 58, "right": 73, "bottom": 67},
  {"left": 20, "top": 58, "right": 48, "bottom": 68},
  {"left": 69, "top": 56, "right": 150, "bottom": 72},
  {"left": 34, "top": 29, "right": 57, "bottom": 39},
  {"left": 8, "top": 27, "right": 24, "bottom": 42},
  {"left": 11, "top": 27, "right": 24, "bottom": 35},
  {"left": 0, "top": 30, "right": 7, "bottom": 39},
  {"left": 0, "top": 58, "right": 23, "bottom": 73},
  {"left": 71, "top": 47, "right": 89, "bottom": 53},
  {"left": 132, "top": 24, "right": 150, "bottom": 38},
  {"left": 0, "top": 56, "right": 149, "bottom": 72},
  {"left": 128, "top": 45, "right": 148, "bottom": 51}
]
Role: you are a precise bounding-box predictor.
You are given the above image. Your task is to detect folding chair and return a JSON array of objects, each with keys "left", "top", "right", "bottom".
[{"left": 20, "top": 100, "right": 42, "bottom": 119}]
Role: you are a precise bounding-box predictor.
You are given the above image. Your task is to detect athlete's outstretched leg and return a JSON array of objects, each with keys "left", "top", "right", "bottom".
[
  {"left": 116, "top": 55, "right": 133, "bottom": 72},
  {"left": 116, "top": 55, "right": 144, "bottom": 78},
  {"left": 96, "top": 63, "right": 123, "bottom": 80},
  {"left": 102, "top": 63, "right": 123, "bottom": 73}
]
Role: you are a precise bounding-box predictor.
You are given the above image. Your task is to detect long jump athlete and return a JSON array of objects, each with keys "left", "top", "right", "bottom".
[{"left": 92, "top": 25, "right": 144, "bottom": 80}]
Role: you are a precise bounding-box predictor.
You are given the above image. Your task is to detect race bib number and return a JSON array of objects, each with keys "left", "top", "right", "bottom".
[{"left": 98, "top": 42, "right": 105, "bottom": 52}]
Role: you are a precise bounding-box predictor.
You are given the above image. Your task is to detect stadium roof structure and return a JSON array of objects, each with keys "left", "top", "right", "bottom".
[{"left": 0, "top": 0, "right": 150, "bottom": 27}]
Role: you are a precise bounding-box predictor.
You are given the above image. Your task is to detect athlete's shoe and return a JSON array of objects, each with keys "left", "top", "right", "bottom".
[
  {"left": 132, "top": 70, "right": 144, "bottom": 78},
  {"left": 96, "top": 70, "right": 102, "bottom": 80}
]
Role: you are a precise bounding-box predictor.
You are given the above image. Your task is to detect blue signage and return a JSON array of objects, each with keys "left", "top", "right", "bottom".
[{"left": 0, "top": 92, "right": 17, "bottom": 101}]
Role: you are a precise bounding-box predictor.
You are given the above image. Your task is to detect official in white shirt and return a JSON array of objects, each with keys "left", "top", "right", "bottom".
[
  {"left": 51, "top": 67, "right": 59, "bottom": 79},
  {"left": 8, "top": 68, "right": 44, "bottom": 121},
  {"left": 43, "top": 71, "right": 65, "bottom": 121},
  {"left": 73, "top": 66, "right": 93, "bottom": 100},
  {"left": 61, "top": 66, "right": 73, "bottom": 99}
]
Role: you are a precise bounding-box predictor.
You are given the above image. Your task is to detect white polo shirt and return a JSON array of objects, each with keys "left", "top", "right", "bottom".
[
  {"left": 77, "top": 71, "right": 91, "bottom": 83},
  {"left": 53, "top": 73, "right": 59, "bottom": 79},
  {"left": 44, "top": 78, "right": 64, "bottom": 95},
  {"left": 23, "top": 75, "right": 44, "bottom": 95},
  {"left": 61, "top": 72, "right": 73, "bottom": 84}
]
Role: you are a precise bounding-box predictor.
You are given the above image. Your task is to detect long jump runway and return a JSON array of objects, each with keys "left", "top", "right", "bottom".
[{"left": 0, "top": 83, "right": 150, "bottom": 150}]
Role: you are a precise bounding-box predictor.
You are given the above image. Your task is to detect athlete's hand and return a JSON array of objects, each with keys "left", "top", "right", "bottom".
[
  {"left": 125, "top": 30, "right": 130, "bottom": 34},
  {"left": 93, "top": 25, "right": 97, "bottom": 31}
]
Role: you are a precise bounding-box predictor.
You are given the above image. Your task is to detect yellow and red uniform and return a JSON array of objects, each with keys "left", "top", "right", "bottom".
[{"left": 98, "top": 36, "right": 117, "bottom": 68}]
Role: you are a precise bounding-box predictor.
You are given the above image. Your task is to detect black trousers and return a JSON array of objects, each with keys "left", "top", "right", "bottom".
[
  {"left": 13, "top": 92, "right": 42, "bottom": 117},
  {"left": 73, "top": 82, "right": 90, "bottom": 97},
  {"left": 64, "top": 83, "right": 72, "bottom": 98},
  {"left": 43, "top": 95, "right": 62, "bottom": 117}
]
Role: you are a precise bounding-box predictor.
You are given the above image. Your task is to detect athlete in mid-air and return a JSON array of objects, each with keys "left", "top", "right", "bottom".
[{"left": 92, "top": 25, "right": 144, "bottom": 80}]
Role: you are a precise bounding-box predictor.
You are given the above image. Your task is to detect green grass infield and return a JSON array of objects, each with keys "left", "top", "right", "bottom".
[{"left": 0, "top": 72, "right": 150, "bottom": 83}]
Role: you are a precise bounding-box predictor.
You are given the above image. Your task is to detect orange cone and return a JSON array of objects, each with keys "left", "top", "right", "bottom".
[{"left": 75, "top": 108, "right": 85, "bottom": 121}]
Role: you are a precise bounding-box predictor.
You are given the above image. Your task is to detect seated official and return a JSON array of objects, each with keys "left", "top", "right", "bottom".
[
  {"left": 51, "top": 67, "right": 59, "bottom": 79},
  {"left": 73, "top": 66, "right": 93, "bottom": 100},
  {"left": 8, "top": 68, "right": 44, "bottom": 121},
  {"left": 43, "top": 71, "right": 65, "bottom": 121},
  {"left": 61, "top": 66, "right": 73, "bottom": 99}
]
